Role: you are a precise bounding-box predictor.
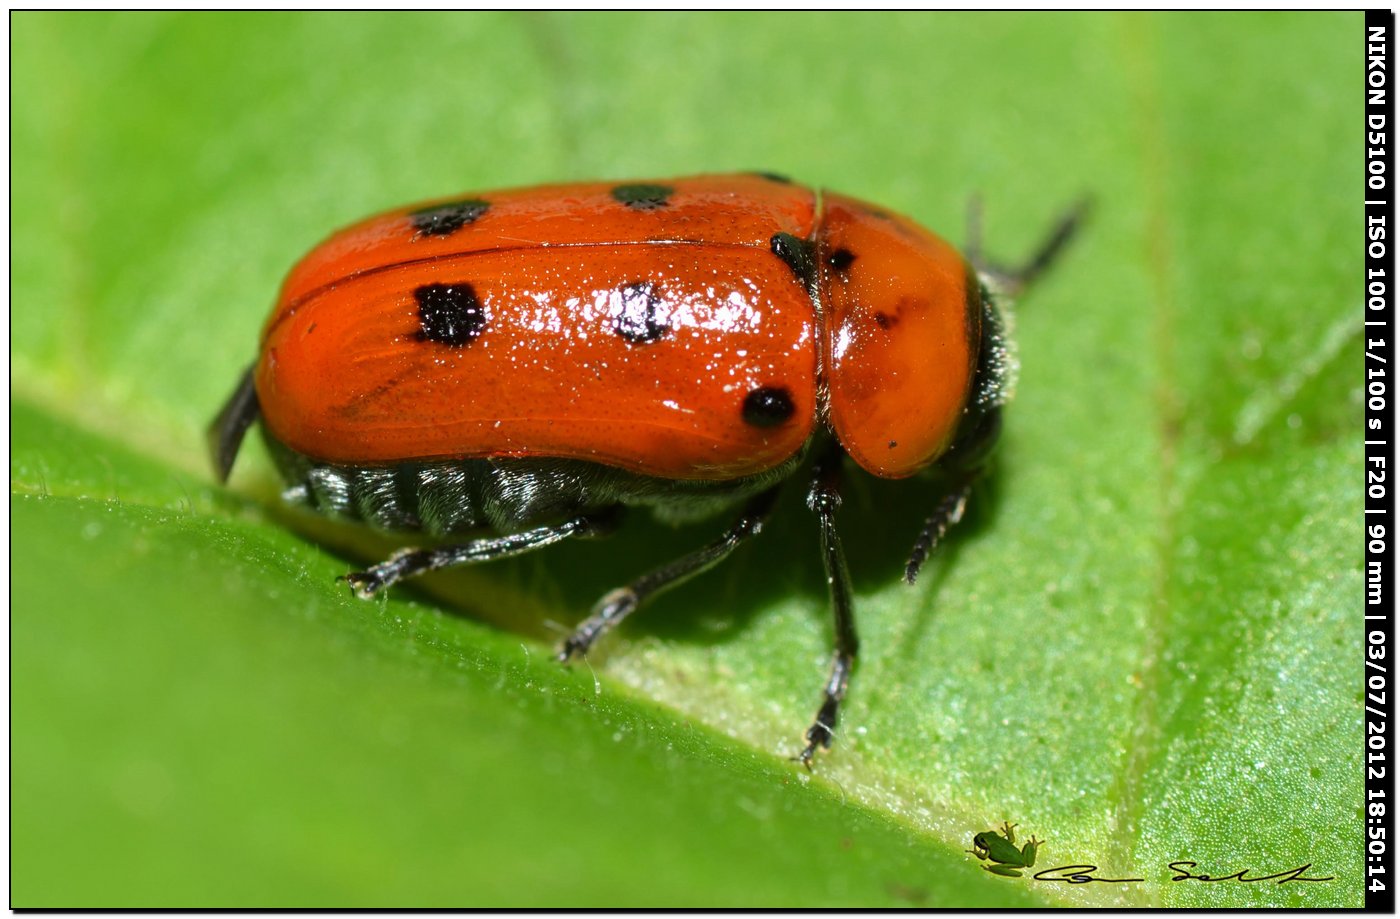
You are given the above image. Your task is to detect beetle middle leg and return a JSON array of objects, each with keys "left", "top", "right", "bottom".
[
  {"left": 342, "top": 507, "right": 621, "bottom": 599},
  {"left": 557, "top": 486, "right": 780, "bottom": 662},
  {"left": 798, "top": 441, "right": 858, "bottom": 768}
]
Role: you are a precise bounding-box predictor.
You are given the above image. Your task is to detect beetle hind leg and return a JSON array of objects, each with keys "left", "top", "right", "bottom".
[
  {"left": 558, "top": 486, "right": 779, "bottom": 661},
  {"left": 342, "top": 509, "right": 619, "bottom": 599}
]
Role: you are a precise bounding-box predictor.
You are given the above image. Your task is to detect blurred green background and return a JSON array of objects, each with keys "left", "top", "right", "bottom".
[{"left": 12, "top": 11, "right": 1362, "bottom": 907}]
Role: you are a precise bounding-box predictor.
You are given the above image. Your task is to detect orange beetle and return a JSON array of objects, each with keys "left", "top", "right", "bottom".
[{"left": 210, "top": 173, "right": 1083, "bottom": 765}]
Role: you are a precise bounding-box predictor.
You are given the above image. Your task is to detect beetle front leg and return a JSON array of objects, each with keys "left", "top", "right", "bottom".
[
  {"left": 905, "top": 408, "right": 1002, "bottom": 584},
  {"left": 798, "top": 442, "right": 859, "bottom": 768}
]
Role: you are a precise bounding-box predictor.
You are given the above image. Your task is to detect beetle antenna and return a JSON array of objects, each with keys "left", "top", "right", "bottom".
[
  {"left": 972, "top": 196, "right": 1093, "bottom": 297},
  {"left": 964, "top": 194, "right": 985, "bottom": 267}
]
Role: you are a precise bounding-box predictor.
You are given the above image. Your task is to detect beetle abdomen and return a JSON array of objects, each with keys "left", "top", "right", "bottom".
[{"left": 265, "top": 432, "right": 803, "bottom": 535}]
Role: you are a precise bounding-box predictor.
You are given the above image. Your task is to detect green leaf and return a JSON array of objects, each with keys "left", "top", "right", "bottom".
[{"left": 13, "top": 11, "right": 1362, "bottom": 907}]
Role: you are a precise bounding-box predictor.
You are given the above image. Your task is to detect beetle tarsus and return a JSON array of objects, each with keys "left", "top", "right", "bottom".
[
  {"left": 341, "top": 547, "right": 430, "bottom": 598},
  {"left": 557, "top": 588, "right": 637, "bottom": 662},
  {"left": 340, "top": 572, "right": 384, "bottom": 599},
  {"left": 797, "top": 695, "right": 840, "bottom": 769}
]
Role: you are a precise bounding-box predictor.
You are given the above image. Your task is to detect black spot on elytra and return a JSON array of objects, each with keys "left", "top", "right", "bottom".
[
  {"left": 742, "top": 386, "right": 795, "bottom": 428},
  {"left": 769, "top": 233, "right": 818, "bottom": 293},
  {"left": 827, "top": 248, "right": 856, "bottom": 272},
  {"left": 874, "top": 312, "right": 898, "bottom": 330},
  {"left": 415, "top": 283, "right": 485, "bottom": 346},
  {"left": 410, "top": 199, "right": 489, "bottom": 237},
  {"left": 613, "top": 282, "right": 668, "bottom": 344},
  {"left": 611, "top": 184, "right": 673, "bottom": 210},
  {"left": 751, "top": 171, "right": 793, "bottom": 184}
]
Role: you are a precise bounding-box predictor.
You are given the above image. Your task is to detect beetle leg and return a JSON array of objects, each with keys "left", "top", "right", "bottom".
[
  {"left": 207, "top": 364, "right": 260, "bottom": 484},
  {"left": 906, "top": 405, "right": 1004, "bottom": 583},
  {"left": 341, "top": 509, "right": 619, "bottom": 599},
  {"left": 558, "top": 486, "right": 780, "bottom": 662},
  {"left": 969, "top": 197, "right": 1091, "bottom": 296},
  {"left": 904, "top": 482, "right": 973, "bottom": 585},
  {"left": 798, "top": 442, "right": 858, "bottom": 768}
]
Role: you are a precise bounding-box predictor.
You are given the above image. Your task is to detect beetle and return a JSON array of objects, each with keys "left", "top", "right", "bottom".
[{"left": 208, "top": 173, "right": 1084, "bottom": 766}]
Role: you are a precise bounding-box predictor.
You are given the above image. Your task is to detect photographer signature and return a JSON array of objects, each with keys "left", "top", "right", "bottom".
[
  {"left": 1030, "top": 862, "right": 1333, "bottom": 885},
  {"left": 967, "top": 824, "right": 1332, "bottom": 885}
]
